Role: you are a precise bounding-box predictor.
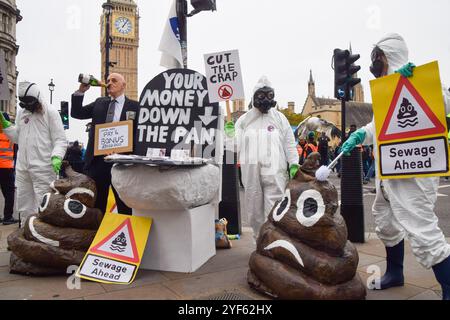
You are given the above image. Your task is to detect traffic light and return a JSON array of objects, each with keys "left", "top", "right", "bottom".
[
  {"left": 60, "top": 101, "right": 69, "bottom": 130},
  {"left": 333, "top": 49, "right": 361, "bottom": 101},
  {"left": 191, "top": 0, "right": 216, "bottom": 11},
  {"left": 187, "top": 0, "right": 216, "bottom": 16}
]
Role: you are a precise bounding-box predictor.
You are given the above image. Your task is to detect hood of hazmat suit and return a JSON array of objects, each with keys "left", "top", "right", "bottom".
[
  {"left": 361, "top": 34, "right": 450, "bottom": 269},
  {"left": 235, "top": 76, "right": 299, "bottom": 241},
  {"left": 3, "top": 81, "right": 67, "bottom": 217},
  {"left": 375, "top": 33, "right": 409, "bottom": 75}
]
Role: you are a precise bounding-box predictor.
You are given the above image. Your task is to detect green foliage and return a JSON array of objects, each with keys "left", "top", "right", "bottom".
[{"left": 279, "top": 108, "right": 306, "bottom": 126}]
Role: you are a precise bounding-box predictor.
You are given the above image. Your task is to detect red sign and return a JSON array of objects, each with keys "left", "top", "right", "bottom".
[
  {"left": 90, "top": 218, "right": 140, "bottom": 263},
  {"left": 378, "top": 76, "right": 445, "bottom": 141}
]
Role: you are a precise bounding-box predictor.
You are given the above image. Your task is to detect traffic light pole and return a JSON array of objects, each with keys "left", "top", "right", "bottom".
[
  {"left": 340, "top": 99, "right": 365, "bottom": 243},
  {"left": 177, "top": 0, "right": 188, "bottom": 68}
]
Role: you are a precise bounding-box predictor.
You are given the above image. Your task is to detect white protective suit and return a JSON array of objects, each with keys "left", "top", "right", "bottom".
[
  {"left": 234, "top": 77, "right": 299, "bottom": 241},
  {"left": 3, "top": 82, "right": 67, "bottom": 219},
  {"left": 362, "top": 34, "right": 450, "bottom": 268}
]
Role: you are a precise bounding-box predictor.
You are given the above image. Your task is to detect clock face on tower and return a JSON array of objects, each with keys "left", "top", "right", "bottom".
[{"left": 114, "top": 16, "right": 133, "bottom": 35}]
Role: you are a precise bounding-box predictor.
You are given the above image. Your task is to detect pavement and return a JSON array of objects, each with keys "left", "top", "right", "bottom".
[{"left": 0, "top": 173, "right": 449, "bottom": 300}]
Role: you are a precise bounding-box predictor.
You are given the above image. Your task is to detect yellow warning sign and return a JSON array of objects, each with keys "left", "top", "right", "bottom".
[
  {"left": 76, "top": 212, "right": 152, "bottom": 285},
  {"left": 370, "top": 61, "right": 450, "bottom": 179}
]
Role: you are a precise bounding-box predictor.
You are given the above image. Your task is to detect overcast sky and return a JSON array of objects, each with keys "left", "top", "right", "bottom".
[{"left": 15, "top": 0, "right": 450, "bottom": 144}]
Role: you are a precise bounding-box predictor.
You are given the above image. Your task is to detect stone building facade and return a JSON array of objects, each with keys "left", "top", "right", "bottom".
[{"left": 0, "top": 0, "right": 21, "bottom": 120}]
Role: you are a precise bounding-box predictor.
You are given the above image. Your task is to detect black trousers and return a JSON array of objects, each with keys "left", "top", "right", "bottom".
[
  {"left": 87, "top": 158, "right": 132, "bottom": 215},
  {"left": 0, "top": 168, "right": 15, "bottom": 220}
]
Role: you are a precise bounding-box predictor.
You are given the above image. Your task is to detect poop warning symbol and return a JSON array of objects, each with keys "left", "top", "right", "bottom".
[
  {"left": 110, "top": 232, "right": 127, "bottom": 253},
  {"left": 218, "top": 84, "right": 233, "bottom": 100},
  {"left": 378, "top": 76, "right": 445, "bottom": 141},
  {"left": 90, "top": 218, "right": 139, "bottom": 263},
  {"left": 397, "top": 98, "right": 418, "bottom": 128}
]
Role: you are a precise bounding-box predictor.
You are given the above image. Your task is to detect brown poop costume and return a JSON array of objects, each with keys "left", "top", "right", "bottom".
[
  {"left": 247, "top": 153, "right": 366, "bottom": 299},
  {"left": 7, "top": 162, "right": 103, "bottom": 276}
]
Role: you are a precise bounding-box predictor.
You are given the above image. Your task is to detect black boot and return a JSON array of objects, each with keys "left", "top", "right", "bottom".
[
  {"left": 432, "top": 256, "right": 450, "bottom": 300},
  {"left": 373, "top": 240, "right": 405, "bottom": 290}
]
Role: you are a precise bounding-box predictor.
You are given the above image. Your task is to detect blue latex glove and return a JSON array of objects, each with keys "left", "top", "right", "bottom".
[
  {"left": 0, "top": 112, "right": 11, "bottom": 129},
  {"left": 51, "top": 156, "right": 62, "bottom": 174},
  {"left": 395, "top": 62, "right": 416, "bottom": 78},
  {"left": 342, "top": 128, "right": 366, "bottom": 156},
  {"left": 224, "top": 121, "right": 235, "bottom": 138},
  {"left": 289, "top": 164, "right": 300, "bottom": 179}
]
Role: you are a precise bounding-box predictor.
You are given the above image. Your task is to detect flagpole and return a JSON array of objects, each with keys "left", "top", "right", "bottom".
[{"left": 176, "top": 0, "right": 188, "bottom": 68}]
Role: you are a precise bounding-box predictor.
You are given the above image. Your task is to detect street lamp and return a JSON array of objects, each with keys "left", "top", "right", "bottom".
[
  {"left": 102, "top": 0, "right": 114, "bottom": 83},
  {"left": 177, "top": 0, "right": 217, "bottom": 68},
  {"left": 48, "top": 79, "right": 55, "bottom": 105}
]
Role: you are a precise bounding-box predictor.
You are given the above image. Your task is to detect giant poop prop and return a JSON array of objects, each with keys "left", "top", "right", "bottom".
[
  {"left": 7, "top": 162, "right": 103, "bottom": 276},
  {"left": 247, "top": 153, "right": 366, "bottom": 300}
]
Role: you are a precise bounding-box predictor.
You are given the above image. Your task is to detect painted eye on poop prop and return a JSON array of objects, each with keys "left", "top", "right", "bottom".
[
  {"left": 7, "top": 162, "right": 104, "bottom": 276},
  {"left": 247, "top": 153, "right": 366, "bottom": 300}
]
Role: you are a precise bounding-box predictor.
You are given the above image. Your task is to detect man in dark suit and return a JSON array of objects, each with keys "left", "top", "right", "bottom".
[{"left": 71, "top": 73, "right": 138, "bottom": 215}]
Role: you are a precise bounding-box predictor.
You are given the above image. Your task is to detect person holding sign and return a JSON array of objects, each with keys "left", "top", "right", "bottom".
[
  {"left": 71, "top": 73, "right": 138, "bottom": 215},
  {"left": 0, "top": 82, "right": 67, "bottom": 226},
  {"left": 225, "top": 76, "right": 299, "bottom": 242},
  {"left": 342, "top": 33, "right": 450, "bottom": 299}
]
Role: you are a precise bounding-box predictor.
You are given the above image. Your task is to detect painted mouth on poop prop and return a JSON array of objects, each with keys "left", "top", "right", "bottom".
[{"left": 247, "top": 152, "right": 366, "bottom": 300}]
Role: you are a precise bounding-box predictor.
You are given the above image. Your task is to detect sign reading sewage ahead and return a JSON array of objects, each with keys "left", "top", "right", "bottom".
[
  {"left": 135, "top": 69, "right": 220, "bottom": 159},
  {"left": 371, "top": 61, "right": 450, "bottom": 179}
]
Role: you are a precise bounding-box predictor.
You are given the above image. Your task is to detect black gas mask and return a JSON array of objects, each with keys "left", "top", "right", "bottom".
[
  {"left": 370, "top": 46, "right": 387, "bottom": 78},
  {"left": 19, "top": 96, "right": 40, "bottom": 113},
  {"left": 19, "top": 83, "right": 41, "bottom": 113},
  {"left": 253, "top": 86, "right": 276, "bottom": 114}
]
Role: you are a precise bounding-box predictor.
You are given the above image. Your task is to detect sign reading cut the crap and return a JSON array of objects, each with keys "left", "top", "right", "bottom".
[
  {"left": 136, "top": 69, "right": 219, "bottom": 158},
  {"left": 204, "top": 49, "right": 245, "bottom": 103}
]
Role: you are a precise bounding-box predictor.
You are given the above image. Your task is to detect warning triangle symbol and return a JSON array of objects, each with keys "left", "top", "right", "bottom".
[
  {"left": 379, "top": 77, "right": 445, "bottom": 141},
  {"left": 90, "top": 219, "right": 140, "bottom": 263}
]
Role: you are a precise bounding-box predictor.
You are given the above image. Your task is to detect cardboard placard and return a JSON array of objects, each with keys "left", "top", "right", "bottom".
[
  {"left": 94, "top": 120, "right": 133, "bottom": 156},
  {"left": 204, "top": 49, "right": 245, "bottom": 103},
  {"left": 371, "top": 61, "right": 450, "bottom": 179},
  {"left": 136, "top": 69, "right": 220, "bottom": 159}
]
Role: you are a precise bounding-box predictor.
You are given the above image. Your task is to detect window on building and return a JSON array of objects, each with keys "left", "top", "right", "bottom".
[
  {"left": 0, "top": 100, "right": 6, "bottom": 113},
  {"left": 2, "top": 14, "right": 7, "bottom": 32}
]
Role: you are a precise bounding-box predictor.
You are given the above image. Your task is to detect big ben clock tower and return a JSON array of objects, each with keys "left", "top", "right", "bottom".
[{"left": 101, "top": 0, "right": 139, "bottom": 100}]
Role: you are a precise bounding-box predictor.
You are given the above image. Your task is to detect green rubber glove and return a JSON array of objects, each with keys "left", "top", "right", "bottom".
[
  {"left": 395, "top": 62, "right": 416, "bottom": 78},
  {"left": 224, "top": 121, "right": 235, "bottom": 138},
  {"left": 51, "top": 156, "right": 62, "bottom": 174},
  {"left": 289, "top": 164, "right": 300, "bottom": 179},
  {"left": 342, "top": 128, "right": 366, "bottom": 156},
  {"left": 0, "top": 112, "right": 12, "bottom": 129}
]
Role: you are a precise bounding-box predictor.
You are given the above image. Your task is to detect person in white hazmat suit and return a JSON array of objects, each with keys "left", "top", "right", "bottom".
[
  {"left": 224, "top": 76, "right": 299, "bottom": 242},
  {"left": 342, "top": 33, "right": 450, "bottom": 300},
  {"left": 0, "top": 82, "right": 67, "bottom": 225}
]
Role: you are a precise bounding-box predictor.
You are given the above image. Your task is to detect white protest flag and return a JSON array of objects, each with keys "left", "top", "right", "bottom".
[{"left": 159, "top": 0, "right": 183, "bottom": 69}]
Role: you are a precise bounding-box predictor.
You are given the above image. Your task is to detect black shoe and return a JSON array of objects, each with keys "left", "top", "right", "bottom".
[
  {"left": 2, "top": 218, "right": 19, "bottom": 225},
  {"left": 0, "top": 217, "right": 3, "bottom": 223}
]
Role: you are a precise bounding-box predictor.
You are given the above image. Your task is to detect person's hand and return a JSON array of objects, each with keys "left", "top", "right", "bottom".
[
  {"left": 342, "top": 128, "right": 366, "bottom": 156},
  {"left": 224, "top": 121, "right": 235, "bottom": 138},
  {"left": 0, "top": 112, "right": 11, "bottom": 129},
  {"left": 51, "top": 156, "right": 62, "bottom": 174},
  {"left": 78, "top": 83, "right": 91, "bottom": 93},
  {"left": 289, "top": 164, "right": 300, "bottom": 179},
  {"left": 395, "top": 62, "right": 416, "bottom": 78}
]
